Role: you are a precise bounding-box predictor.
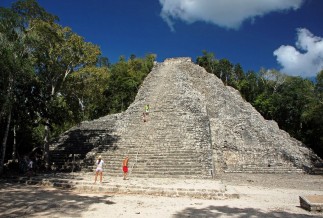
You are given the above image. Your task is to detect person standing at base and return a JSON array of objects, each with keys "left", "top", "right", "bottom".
[
  {"left": 122, "top": 156, "right": 129, "bottom": 180},
  {"left": 94, "top": 155, "right": 104, "bottom": 184},
  {"left": 26, "top": 157, "right": 33, "bottom": 178}
]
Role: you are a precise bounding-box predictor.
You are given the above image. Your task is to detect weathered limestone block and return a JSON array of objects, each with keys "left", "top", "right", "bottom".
[{"left": 300, "top": 195, "right": 323, "bottom": 212}]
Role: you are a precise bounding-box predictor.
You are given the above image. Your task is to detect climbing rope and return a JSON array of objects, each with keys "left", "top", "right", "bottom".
[{"left": 129, "top": 149, "right": 139, "bottom": 176}]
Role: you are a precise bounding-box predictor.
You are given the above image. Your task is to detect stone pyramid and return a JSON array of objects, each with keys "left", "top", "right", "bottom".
[{"left": 49, "top": 57, "right": 321, "bottom": 178}]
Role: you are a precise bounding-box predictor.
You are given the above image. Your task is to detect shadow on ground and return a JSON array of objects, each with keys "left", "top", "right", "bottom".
[
  {"left": 0, "top": 183, "right": 114, "bottom": 217},
  {"left": 173, "top": 205, "right": 319, "bottom": 218}
]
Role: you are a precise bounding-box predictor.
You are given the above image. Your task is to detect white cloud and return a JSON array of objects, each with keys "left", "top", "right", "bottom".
[
  {"left": 273, "top": 28, "right": 323, "bottom": 77},
  {"left": 159, "top": 0, "right": 303, "bottom": 31}
]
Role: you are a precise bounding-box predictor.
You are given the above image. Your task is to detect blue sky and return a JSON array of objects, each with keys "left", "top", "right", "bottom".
[{"left": 1, "top": 0, "right": 323, "bottom": 77}]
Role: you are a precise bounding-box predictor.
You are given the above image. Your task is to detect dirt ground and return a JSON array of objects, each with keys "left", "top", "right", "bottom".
[{"left": 0, "top": 173, "right": 322, "bottom": 218}]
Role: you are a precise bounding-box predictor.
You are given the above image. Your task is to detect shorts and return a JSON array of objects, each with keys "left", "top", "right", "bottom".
[
  {"left": 123, "top": 166, "right": 128, "bottom": 173},
  {"left": 96, "top": 168, "right": 103, "bottom": 172}
]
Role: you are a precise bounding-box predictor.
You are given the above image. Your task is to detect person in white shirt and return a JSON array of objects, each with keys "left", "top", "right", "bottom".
[{"left": 94, "top": 155, "right": 104, "bottom": 184}]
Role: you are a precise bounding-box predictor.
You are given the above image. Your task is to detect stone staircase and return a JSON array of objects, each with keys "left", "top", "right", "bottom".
[{"left": 91, "top": 58, "right": 214, "bottom": 178}]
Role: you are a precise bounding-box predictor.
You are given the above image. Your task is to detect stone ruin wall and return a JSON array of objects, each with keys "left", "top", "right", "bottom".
[{"left": 165, "top": 58, "right": 320, "bottom": 173}]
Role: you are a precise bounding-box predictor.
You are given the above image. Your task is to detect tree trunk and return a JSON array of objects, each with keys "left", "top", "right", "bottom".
[
  {"left": 0, "top": 111, "right": 11, "bottom": 175},
  {"left": 12, "top": 125, "right": 17, "bottom": 160},
  {"left": 42, "top": 85, "right": 56, "bottom": 169},
  {"left": 43, "top": 119, "right": 50, "bottom": 169}
]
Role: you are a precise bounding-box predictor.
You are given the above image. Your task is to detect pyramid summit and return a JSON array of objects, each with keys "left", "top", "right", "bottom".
[{"left": 50, "top": 57, "right": 321, "bottom": 178}]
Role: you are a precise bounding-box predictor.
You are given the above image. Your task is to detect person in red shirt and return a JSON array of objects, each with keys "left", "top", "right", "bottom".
[{"left": 122, "top": 156, "right": 129, "bottom": 180}]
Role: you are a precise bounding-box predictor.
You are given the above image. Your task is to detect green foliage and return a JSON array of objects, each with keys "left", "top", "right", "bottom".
[
  {"left": 215, "top": 58, "right": 233, "bottom": 85},
  {"left": 196, "top": 50, "right": 217, "bottom": 74},
  {"left": 253, "top": 93, "right": 274, "bottom": 119},
  {"left": 0, "top": 3, "right": 39, "bottom": 173},
  {"left": 11, "top": 0, "right": 58, "bottom": 25},
  {"left": 271, "top": 77, "right": 313, "bottom": 133},
  {"left": 28, "top": 20, "right": 101, "bottom": 130},
  {"left": 299, "top": 71, "right": 323, "bottom": 156},
  {"left": 0, "top": 7, "right": 31, "bottom": 118},
  {"left": 0, "top": 0, "right": 104, "bottom": 167},
  {"left": 66, "top": 65, "right": 111, "bottom": 120},
  {"left": 104, "top": 54, "right": 156, "bottom": 114}
]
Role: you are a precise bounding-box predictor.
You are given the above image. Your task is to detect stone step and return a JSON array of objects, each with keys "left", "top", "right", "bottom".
[
  {"left": 92, "top": 171, "right": 211, "bottom": 179},
  {"left": 87, "top": 165, "right": 207, "bottom": 171},
  {"left": 84, "top": 170, "right": 211, "bottom": 179},
  {"left": 97, "top": 156, "right": 208, "bottom": 160},
  {"left": 86, "top": 170, "right": 209, "bottom": 177},
  {"left": 225, "top": 167, "right": 304, "bottom": 173},
  {"left": 105, "top": 161, "right": 206, "bottom": 165},
  {"left": 105, "top": 173, "right": 211, "bottom": 179},
  {"left": 90, "top": 167, "right": 208, "bottom": 173},
  {"left": 101, "top": 148, "right": 209, "bottom": 152},
  {"left": 0, "top": 174, "right": 233, "bottom": 199},
  {"left": 97, "top": 155, "right": 207, "bottom": 160},
  {"left": 97, "top": 157, "right": 207, "bottom": 162},
  {"left": 97, "top": 147, "right": 208, "bottom": 151},
  {"left": 312, "top": 168, "right": 323, "bottom": 175},
  {"left": 94, "top": 159, "right": 205, "bottom": 164},
  {"left": 93, "top": 161, "right": 208, "bottom": 167},
  {"left": 98, "top": 148, "right": 206, "bottom": 152}
]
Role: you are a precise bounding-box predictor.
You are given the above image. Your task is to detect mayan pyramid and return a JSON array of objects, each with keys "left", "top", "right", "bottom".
[{"left": 49, "top": 57, "right": 321, "bottom": 178}]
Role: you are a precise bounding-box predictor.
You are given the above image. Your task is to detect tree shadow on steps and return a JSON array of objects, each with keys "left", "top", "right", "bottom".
[{"left": 50, "top": 128, "right": 120, "bottom": 171}]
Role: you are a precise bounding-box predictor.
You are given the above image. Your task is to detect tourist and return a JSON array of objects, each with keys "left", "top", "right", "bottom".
[
  {"left": 122, "top": 156, "right": 129, "bottom": 180},
  {"left": 26, "top": 157, "right": 33, "bottom": 177},
  {"left": 145, "top": 104, "right": 150, "bottom": 115},
  {"left": 142, "top": 112, "right": 147, "bottom": 122},
  {"left": 28, "top": 158, "right": 33, "bottom": 171},
  {"left": 94, "top": 155, "right": 104, "bottom": 184}
]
